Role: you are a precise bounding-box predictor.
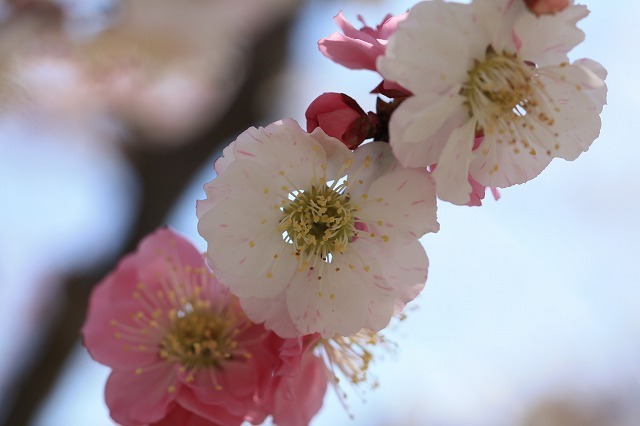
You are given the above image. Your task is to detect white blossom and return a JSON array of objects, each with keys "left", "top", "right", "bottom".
[
  {"left": 378, "top": 0, "right": 607, "bottom": 204},
  {"left": 197, "top": 119, "right": 439, "bottom": 337}
]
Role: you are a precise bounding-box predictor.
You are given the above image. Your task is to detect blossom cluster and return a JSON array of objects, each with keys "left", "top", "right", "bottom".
[{"left": 82, "top": 0, "right": 606, "bottom": 424}]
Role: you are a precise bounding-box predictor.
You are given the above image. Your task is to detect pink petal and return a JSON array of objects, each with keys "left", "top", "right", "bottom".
[
  {"left": 317, "top": 11, "right": 386, "bottom": 71},
  {"left": 82, "top": 254, "right": 162, "bottom": 369},
  {"left": 270, "top": 355, "right": 328, "bottom": 426},
  {"left": 318, "top": 34, "right": 380, "bottom": 71},
  {"left": 187, "top": 365, "right": 255, "bottom": 415},
  {"left": 176, "top": 388, "right": 245, "bottom": 426},
  {"left": 334, "top": 11, "right": 379, "bottom": 44},
  {"left": 150, "top": 405, "right": 227, "bottom": 426},
  {"left": 135, "top": 228, "right": 206, "bottom": 288},
  {"left": 82, "top": 298, "right": 161, "bottom": 369},
  {"left": 105, "top": 366, "right": 177, "bottom": 425}
]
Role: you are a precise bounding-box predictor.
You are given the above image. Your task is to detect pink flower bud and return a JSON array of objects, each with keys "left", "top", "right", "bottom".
[
  {"left": 524, "top": 0, "right": 570, "bottom": 15},
  {"left": 305, "top": 92, "right": 373, "bottom": 149}
]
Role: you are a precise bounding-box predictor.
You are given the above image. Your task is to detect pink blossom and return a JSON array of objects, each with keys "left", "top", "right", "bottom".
[
  {"left": 305, "top": 92, "right": 374, "bottom": 149},
  {"left": 318, "top": 11, "right": 406, "bottom": 72},
  {"left": 81, "top": 228, "right": 298, "bottom": 426},
  {"left": 525, "top": 0, "right": 570, "bottom": 15}
]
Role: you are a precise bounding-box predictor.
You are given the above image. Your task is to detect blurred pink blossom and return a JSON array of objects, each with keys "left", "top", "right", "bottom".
[
  {"left": 0, "top": 0, "right": 299, "bottom": 144},
  {"left": 81, "top": 228, "right": 327, "bottom": 426}
]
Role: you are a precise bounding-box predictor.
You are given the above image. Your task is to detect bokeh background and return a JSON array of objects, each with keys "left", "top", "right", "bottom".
[{"left": 0, "top": 0, "right": 638, "bottom": 425}]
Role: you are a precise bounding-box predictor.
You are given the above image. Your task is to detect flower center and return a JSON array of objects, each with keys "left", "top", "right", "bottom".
[
  {"left": 463, "top": 46, "right": 547, "bottom": 134},
  {"left": 159, "top": 304, "right": 239, "bottom": 370},
  {"left": 279, "top": 183, "right": 356, "bottom": 261}
]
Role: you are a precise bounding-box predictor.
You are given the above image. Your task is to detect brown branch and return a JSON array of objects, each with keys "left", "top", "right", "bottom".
[{"left": 1, "top": 5, "right": 300, "bottom": 425}]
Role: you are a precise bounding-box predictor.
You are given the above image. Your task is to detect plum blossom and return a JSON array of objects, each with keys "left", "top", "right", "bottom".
[
  {"left": 378, "top": 0, "right": 607, "bottom": 205},
  {"left": 197, "top": 119, "right": 439, "bottom": 338},
  {"left": 81, "top": 228, "right": 326, "bottom": 426}
]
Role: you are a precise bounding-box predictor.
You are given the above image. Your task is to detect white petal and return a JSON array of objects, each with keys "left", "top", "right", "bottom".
[
  {"left": 367, "top": 238, "right": 428, "bottom": 313},
  {"left": 432, "top": 119, "right": 477, "bottom": 205},
  {"left": 240, "top": 294, "right": 299, "bottom": 338},
  {"left": 389, "top": 88, "right": 468, "bottom": 168},
  {"left": 408, "top": 0, "right": 474, "bottom": 28},
  {"left": 515, "top": 4, "right": 588, "bottom": 65},
  {"left": 356, "top": 168, "right": 439, "bottom": 239},
  {"left": 229, "top": 119, "right": 327, "bottom": 186},
  {"left": 575, "top": 58, "right": 608, "bottom": 81},
  {"left": 199, "top": 203, "right": 297, "bottom": 299},
  {"left": 356, "top": 249, "right": 396, "bottom": 331},
  {"left": 573, "top": 59, "right": 608, "bottom": 113},
  {"left": 378, "top": 0, "right": 472, "bottom": 94},
  {"left": 470, "top": 131, "right": 551, "bottom": 188},
  {"left": 286, "top": 253, "right": 367, "bottom": 337},
  {"left": 308, "top": 127, "right": 354, "bottom": 181},
  {"left": 197, "top": 163, "right": 298, "bottom": 298},
  {"left": 345, "top": 142, "right": 400, "bottom": 199},
  {"left": 196, "top": 181, "right": 230, "bottom": 219},
  {"left": 353, "top": 238, "right": 428, "bottom": 328},
  {"left": 213, "top": 142, "right": 235, "bottom": 175},
  {"left": 542, "top": 69, "right": 603, "bottom": 161},
  {"left": 473, "top": 0, "right": 526, "bottom": 53}
]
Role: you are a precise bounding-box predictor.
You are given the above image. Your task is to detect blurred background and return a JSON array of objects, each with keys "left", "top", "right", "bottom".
[{"left": 0, "top": 0, "right": 638, "bottom": 425}]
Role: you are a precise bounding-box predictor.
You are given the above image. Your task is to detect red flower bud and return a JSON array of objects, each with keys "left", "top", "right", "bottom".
[
  {"left": 524, "top": 0, "right": 570, "bottom": 15},
  {"left": 305, "top": 92, "right": 372, "bottom": 149}
]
